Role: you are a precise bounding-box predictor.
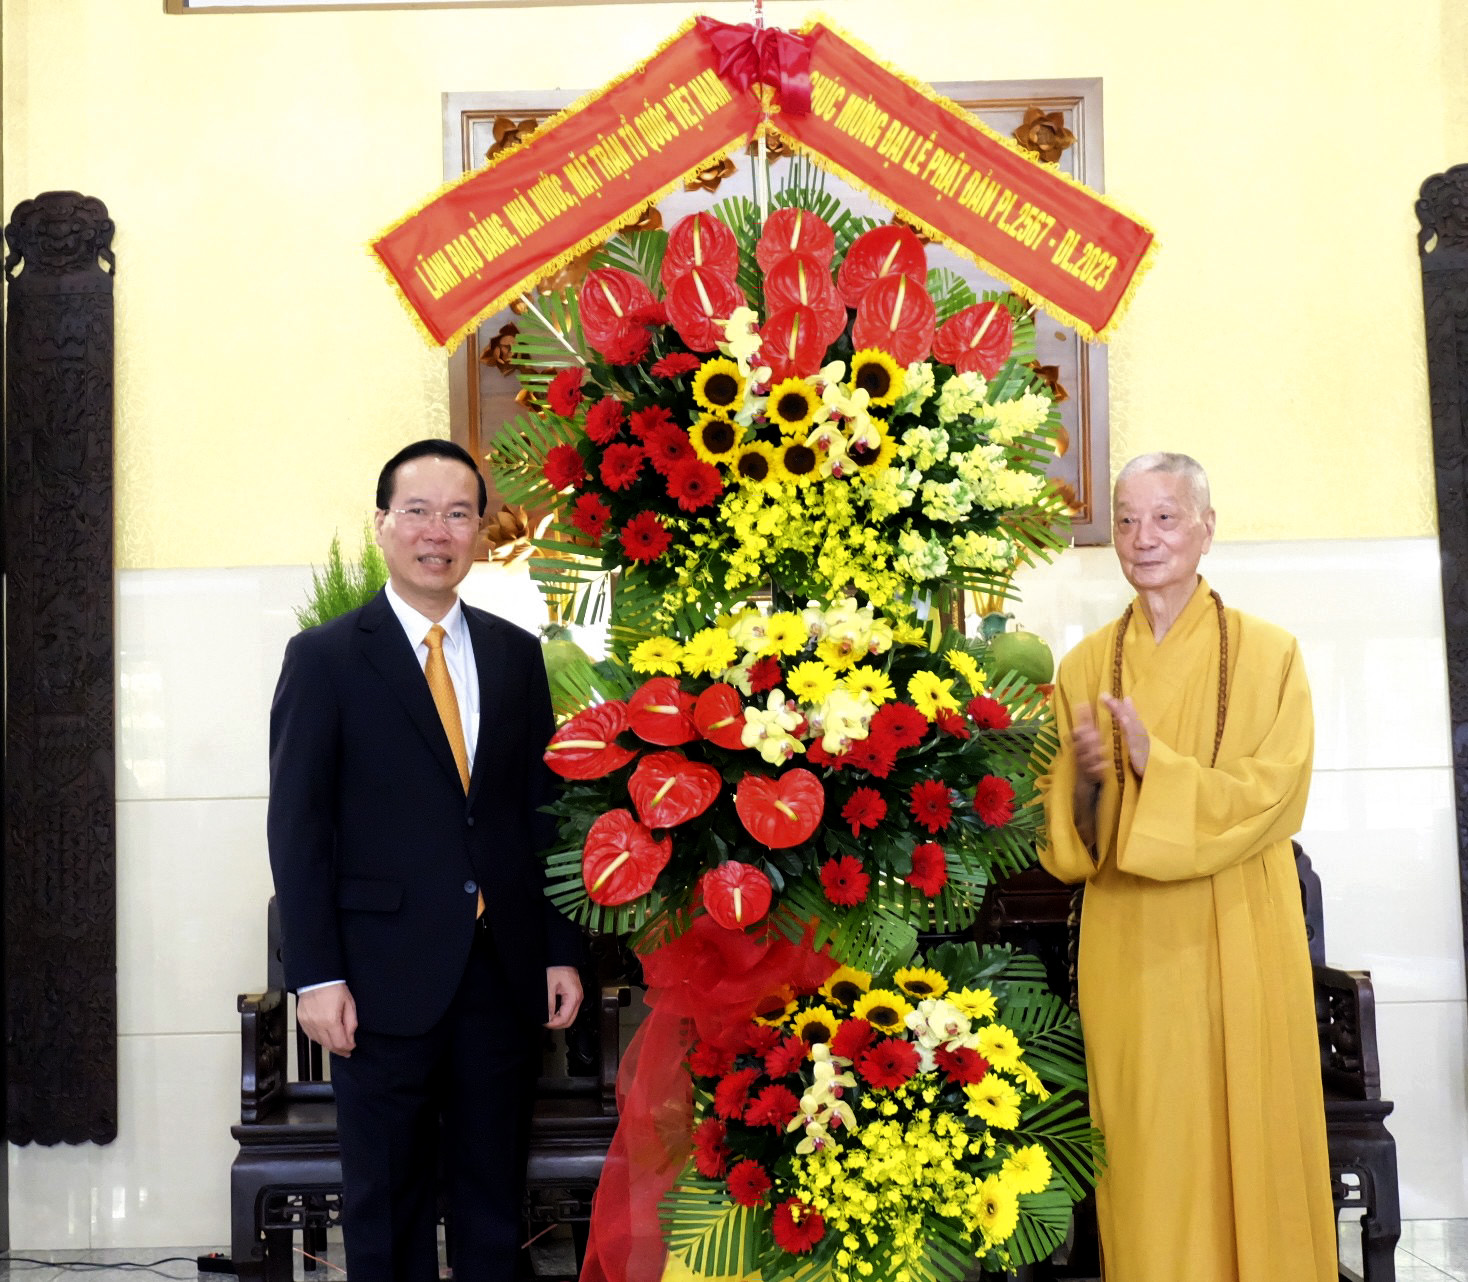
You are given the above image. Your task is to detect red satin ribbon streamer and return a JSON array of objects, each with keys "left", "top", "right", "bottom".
[
  {"left": 580, "top": 917, "right": 836, "bottom": 1282},
  {"left": 694, "top": 17, "right": 813, "bottom": 117}
]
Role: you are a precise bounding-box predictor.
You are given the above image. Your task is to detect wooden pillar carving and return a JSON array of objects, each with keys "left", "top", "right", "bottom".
[
  {"left": 1418, "top": 165, "right": 1468, "bottom": 1004},
  {"left": 3, "top": 191, "right": 117, "bottom": 1144}
]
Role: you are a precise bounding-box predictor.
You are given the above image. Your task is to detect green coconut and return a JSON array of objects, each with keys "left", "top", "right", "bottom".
[
  {"left": 541, "top": 622, "right": 597, "bottom": 716},
  {"left": 986, "top": 628, "right": 1055, "bottom": 686}
]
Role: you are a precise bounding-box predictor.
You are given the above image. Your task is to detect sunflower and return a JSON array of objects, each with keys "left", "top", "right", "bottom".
[
  {"left": 853, "top": 988, "right": 914, "bottom": 1035},
  {"left": 893, "top": 965, "right": 949, "bottom": 1001},
  {"left": 731, "top": 441, "right": 778, "bottom": 487},
  {"left": 792, "top": 1005, "right": 840, "bottom": 1047},
  {"left": 767, "top": 377, "right": 822, "bottom": 436},
  {"left": 846, "top": 422, "right": 898, "bottom": 474},
  {"left": 848, "top": 348, "right": 905, "bottom": 407},
  {"left": 690, "top": 412, "right": 740, "bottom": 465},
  {"left": 774, "top": 435, "right": 821, "bottom": 487},
  {"left": 820, "top": 965, "right": 873, "bottom": 1007},
  {"left": 692, "top": 357, "right": 746, "bottom": 415},
  {"left": 754, "top": 991, "right": 796, "bottom": 1026},
  {"left": 843, "top": 667, "right": 896, "bottom": 705}
]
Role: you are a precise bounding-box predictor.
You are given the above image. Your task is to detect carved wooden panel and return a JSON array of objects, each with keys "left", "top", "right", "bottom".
[
  {"left": 1418, "top": 163, "right": 1468, "bottom": 1004},
  {"left": 3, "top": 191, "right": 118, "bottom": 1144}
]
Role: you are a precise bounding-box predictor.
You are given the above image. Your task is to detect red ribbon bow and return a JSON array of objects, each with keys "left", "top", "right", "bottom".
[{"left": 695, "top": 17, "right": 813, "bottom": 117}]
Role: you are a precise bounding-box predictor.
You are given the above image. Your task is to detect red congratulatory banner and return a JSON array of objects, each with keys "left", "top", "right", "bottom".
[
  {"left": 372, "top": 23, "right": 761, "bottom": 349},
  {"left": 778, "top": 24, "right": 1156, "bottom": 341}
]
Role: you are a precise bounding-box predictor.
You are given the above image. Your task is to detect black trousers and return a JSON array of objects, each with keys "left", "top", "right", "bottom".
[{"left": 330, "top": 925, "right": 542, "bottom": 1282}]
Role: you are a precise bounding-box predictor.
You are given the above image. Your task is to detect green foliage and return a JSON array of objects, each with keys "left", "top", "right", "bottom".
[{"left": 294, "top": 527, "right": 388, "bottom": 630}]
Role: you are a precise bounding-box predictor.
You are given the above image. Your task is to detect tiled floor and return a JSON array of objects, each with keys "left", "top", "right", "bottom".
[{"left": 2, "top": 1219, "right": 1464, "bottom": 1279}]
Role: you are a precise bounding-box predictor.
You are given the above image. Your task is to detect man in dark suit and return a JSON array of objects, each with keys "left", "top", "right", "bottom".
[{"left": 268, "top": 438, "right": 583, "bottom": 1282}]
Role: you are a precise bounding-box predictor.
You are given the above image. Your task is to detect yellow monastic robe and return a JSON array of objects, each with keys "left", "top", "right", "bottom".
[{"left": 1041, "top": 578, "right": 1336, "bottom": 1282}]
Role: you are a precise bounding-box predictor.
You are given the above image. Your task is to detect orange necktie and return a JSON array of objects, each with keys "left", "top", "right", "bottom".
[{"left": 424, "top": 624, "right": 483, "bottom": 916}]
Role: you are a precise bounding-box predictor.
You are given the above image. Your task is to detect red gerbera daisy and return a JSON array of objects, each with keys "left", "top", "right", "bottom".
[
  {"left": 570, "top": 492, "right": 612, "bottom": 540},
  {"left": 935, "top": 709, "right": 970, "bottom": 739},
  {"left": 651, "top": 352, "right": 702, "bottom": 378},
  {"left": 748, "top": 656, "right": 783, "bottom": 694},
  {"left": 603, "top": 326, "right": 651, "bottom": 366},
  {"left": 819, "top": 855, "right": 870, "bottom": 906},
  {"left": 546, "top": 367, "right": 584, "bottom": 417},
  {"left": 974, "top": 775, "right": 1016, "bottom": 827},
  {"left": 829, "top": 1018, "right": 875, "bottom": 1062},
  {"left": 765, "top": 1034, "right": 807, "bottom": 1078},
  {"left": 856, "top": 1037, "right": 920, "bottom": 1089},
  {"left": 599, "top": 443, "right": 645, "bottom": 491},
  {"left": 643, "top": 422, "right": 697, "bottom": 477},
  {"left": 841, "top": 787, "right": 887, "bottom": 836},
  {"left": 872, "top": 701, "right": 928, "bottom": 749},
  {"left": 741, "top": 1023, "right": 784, "bottom": 1055},
  {"left": 934, "top": 1046, "right": 989, "bottom": 1085},
  {"left": 772, "top": 1198, "right": 825, "bottom": 1254},
  {"left": 726, "top": 1159, "right": 773, "bottom": 1208},
  {"left": 627, "top": 302, "right": 667, "bottom": 327},
  {"left": 804, "top": 740, "right": 844, "bottom": 769},
  {"left": 744, "top": 1083, "right": 800, "bottom": 1129},
  {"left": 584, "top": 397, "right": 626, "bottom": 445},
  {"left": 620, "top": 511, "right": 672, "bottom": 563},
  {"left": 843, "top": 733, "right": 897, "bottom": 778},
  {"left": 692, "top": 1117, "right": 730, "bottom": 1178},
  {"left": 666, "top": 458, "right": 723, "bottom": 511},
  {"left": 713, "top": 1067, "right": 762, "bottom": 1120},
  {"left": 909, "top": 780, "right": 954, "bottom": 834},
  {"left": 967, "top": 695, "right": 1012, "bottom": 730},
  {"left": 542, "top": 442, "right": 586, "bottom": 491},
  {"left": 688, "top": 1040, "right": 736, "bottom": 1077},
  {"left": 907, "top": 841, "right": 948, "bottom": 897},
  {"left": 629, "top": 404, "right": 675, "bottom": 441}
]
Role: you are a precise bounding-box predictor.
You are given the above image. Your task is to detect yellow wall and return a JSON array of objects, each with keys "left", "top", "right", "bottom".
[{"left": 3, "top": 0, "right": 1457, "bottom": 567}]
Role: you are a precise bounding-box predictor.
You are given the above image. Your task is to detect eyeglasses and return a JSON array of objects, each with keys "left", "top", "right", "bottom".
[{"left": 386, "top": 507, "right": 480, "bottom": 531}]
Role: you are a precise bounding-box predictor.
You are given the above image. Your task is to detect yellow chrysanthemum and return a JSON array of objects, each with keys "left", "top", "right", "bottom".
[
  {"left": 847, "top": 422, "right": 898, "bottom": 474},
  {"left": 893, "top": 966, "right": 948, "bottom": 1001},
  {"left": 853, "top": 989, "right": 914, "bottom": 1035},
  {"left": 763, "top": 611, "right": 810, "bottom": 657},
  {"left": 786, "top": 660, "right": 839, "bottom": 704},
  {"left": 906, "top": 670, "right": 961, "bottom": 721},
  {"left": 949, "top": 986, "right": 998, "bottom": 1021},
  {"left": 731, "top": 440, "right": 778, "bottom": 487},
  {"left": 964, "top": 1074, "right": 1022, "bottom": 1129},
  {"left": 681, "top": 626, "right": 739, "bottom": 677},
  {"left": 944, "top": 647, "right": 983, "bottom": 690},
  {"left": 976, "top": 1023, "right": 1023, "bottom": 1071},
  {"left": 689, "top": 412, "right": 740, "bottom": 465},
  {"left": 1002, "top": 1144, "right": 1053, "bottom": 1196},
  {"left": 630, "top": 636, "right": 683, "bottom": 675},
  {"left": 774, "top": 435, "right": 821, "bottom": 486},
  {"left": 820, "top": 965, "right": 873, "bottom": 1007},
  {"left": 692, "top": 357, "right": 745, "bottom": 414},
  {"left": 843, "top": 667, "right": 896, "bottom": 705},
  {"left": 767, "top": 377, "right": 822, "bottom": 435},
  {"left": 792, "top": 1005, "right": 840, "bottom": 1047},
  {"left": 891, "top": 619, "right": 928, "bottom": 648},
  {"left": 972, "top": 1173, "right": 1020, "bottom": 1246},
  {"left": 849, "top": 348, "right": 905, "bottom": 407}
]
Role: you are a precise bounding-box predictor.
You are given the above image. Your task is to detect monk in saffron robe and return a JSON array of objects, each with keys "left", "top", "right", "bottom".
[{"left": 1041, "top": 452, "right": 1337, "bottom": 1281}]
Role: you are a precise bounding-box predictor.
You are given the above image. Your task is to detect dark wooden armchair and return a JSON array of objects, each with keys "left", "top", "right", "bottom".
[{"left": 228, "top": 900, "right": 629, "bottom": 1280}]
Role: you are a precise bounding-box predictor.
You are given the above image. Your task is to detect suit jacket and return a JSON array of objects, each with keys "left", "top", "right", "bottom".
[{"left": 267, "top": 590, "right": 580, "bottom": 1036}]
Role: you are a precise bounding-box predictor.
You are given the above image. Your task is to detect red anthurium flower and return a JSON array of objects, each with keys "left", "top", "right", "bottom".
[
  {"left": 934, "top": 1046, "right": 989, "bottom": 1085},
  {"left": 667, "top": 267, "right": 747, "bottom": 352},
  {"left": 907, "top": 842, "right": 948, "bottom": 897},
  {"left": 726, "top": 1158, "right": 773, "bottom": 1208},
  {"left": 852, "top": 271, "right": 936, "bottom": 367},
  {"left": 756, "top": 207, "right": 836, "bottom": 272},
  {"left": 543, "top": 702, "right": 637, "bottom": 778},
  {"left": 581, "top": 809, "right": 671, "bottom": 905},
  {"left": 909, "top": 780, "right": 953, "bottom": 834},
  {"left": 702, "top": 861, "right": 774, "bottom": 930},
  {"left": 772, "top": 1198, "right": 825, "bottom": 1254},
  {"left": 661, "top": 211, "right": 741, "bottom": 291},
  {"left": 627, "top": 751, "right": 721, "bottom": 828},
  {"left": 841, "top": 786, "right": 887, "bottom": 836},
  {"left": 546, "top": 367, "right": 585, "bottom": 417},
  {"left": 836, "top": 224, "right": 928, "bottom": 308},
  {"left": 974, "top": 774, "right": 1017, "bottom": 827},
  {"left": 819, "top": 855, "right": 870, "bottom": 906},
  {"left": 763, "top": 254, "right": 845, "bottom": 347},
  {"left": 759, "top": 304, "right": 827, "bottom": 383},
  {"left": 694, "top": 683, "right": 747, "bottom": 750},
  {"left": 967, "top": 695, "right": 1012, "bottom": 729},
  {"left": 856, "top": 1038, "right": 921, "bottom": 1089},
  {"left": 932, "top": 301, "right": 1016, "bottom": 379},
  {"left": 829, "top": 1018, "right": 875, "bottom": 1062},
  {"left": 735, "top": 769, "right": 825, "bottom": 848},
  {"left": 627, "top": 677, "right": 698, "bottom": 745},
  {"left": 580, "top": 268, "right": 656, "bottom": 349}
]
